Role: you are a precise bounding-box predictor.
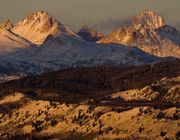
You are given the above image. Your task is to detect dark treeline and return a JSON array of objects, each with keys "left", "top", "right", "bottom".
[{"left": 0, "top": 60, "right": 179, "bottom": 100}]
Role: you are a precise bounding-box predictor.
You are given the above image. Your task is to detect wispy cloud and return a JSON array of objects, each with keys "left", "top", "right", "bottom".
[{"left": 90, "top": 18, "right": 132, "bottom": 34}]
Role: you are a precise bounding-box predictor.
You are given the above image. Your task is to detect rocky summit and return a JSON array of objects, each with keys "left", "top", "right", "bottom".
[{"left": 98, "top": 10, "right": 180, "bottom": 58}]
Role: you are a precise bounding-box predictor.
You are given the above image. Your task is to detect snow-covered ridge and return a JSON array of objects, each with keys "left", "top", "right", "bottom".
[
  {"left": 0, "top": 28, "right": 36, "bottom": 59},
  {"left": 0, "top": 10, "right": 176, "bottom": 82}
]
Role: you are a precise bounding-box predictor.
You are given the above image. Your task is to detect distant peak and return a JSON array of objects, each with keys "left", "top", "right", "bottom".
[
  {"left": 0, "top": 19, "right": 13, "bottom": 29},
  {"left": 134, "top": 9, "right": 166, "bottom": 29},
  {"left": 139, "top": 9, "right": 161, "bottom": 19},
  {"left": 14, "top": 10, "right": 59, "bottom": 29},
  {"left": 12, "top": 10, "right": 79, "bottom": 44}
]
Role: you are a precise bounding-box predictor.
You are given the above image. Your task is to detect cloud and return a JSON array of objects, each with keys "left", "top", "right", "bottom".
[{"left": 90, "top": 18, "right": 132, "bottom": 34}]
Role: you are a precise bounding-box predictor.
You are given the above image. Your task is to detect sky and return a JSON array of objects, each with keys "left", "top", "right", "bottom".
[{"left": 0, "top": 0, "right": 180, "bottom": 33}]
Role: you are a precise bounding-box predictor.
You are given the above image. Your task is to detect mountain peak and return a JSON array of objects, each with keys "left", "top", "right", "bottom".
[
  {"left": 98, "top": 10, "right": 180, "bottom": 58},
  {"left": 134, "top": 9, "right": 165, "bottom": 29},
  {"left": 0, "top": 19, "right": 13, "bottom": 29},
  {"left": 15, "top": 10, "right": 56, "bottom": 27},
  {"left": 12, "top": 11, "right": 78, "bottom": 44}
]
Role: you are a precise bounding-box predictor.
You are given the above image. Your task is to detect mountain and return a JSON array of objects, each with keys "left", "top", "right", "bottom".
[
  {"left": 157, "top": 25, "right": 180, "bottom": 45},
  {"left": 0, "top": 20, "right": 38, "bottom": 82},
  {"left": 98, "top": 10, "right": 180, "bottom": 58},
  {"left": 0, "top": 10, "right": 179, "bottom": 139},
  {"left": 77, "top": 25, "right": 104, "bottom": 42},
  {"left": 0, "top": 32, "right": 159, "bottom": 79},
  {"left": 12, "top": 11, "right": 79, "bottom": 45},
  {"left": 0, "top": 28, "right": 36, "bottom": 59},
  {"left": 24, "top": 33, "right": 159, "bottom": 73},
  {"left": 0, "top": 11, "right": 166, "bottom": 82}
]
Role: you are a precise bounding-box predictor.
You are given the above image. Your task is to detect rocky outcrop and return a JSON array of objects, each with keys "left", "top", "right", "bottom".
[{"left": 12, "top": 11, "right": 78, "bottom": 44}]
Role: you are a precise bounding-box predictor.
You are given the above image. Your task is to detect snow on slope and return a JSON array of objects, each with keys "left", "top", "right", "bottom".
[
  {"left": 98, "top": 10, "right": 180, "bottom": 58},
  {"left": 24, "top": 33, "right": 159, "bottom": 72},
  {"left": 0, "top": 33, "right": 159, "bottom": 78},
  {"left": 0, "top": 28, "right": 37, "bottom": 59},
  {"left": 0, "top": 11, "right": 162, "bottom": 82},
  {"left": 157, "top": 25, "right": 180, "bottom": 45},
  {"left": 12, "top": 11, "right": 80, "bottom": 45}
]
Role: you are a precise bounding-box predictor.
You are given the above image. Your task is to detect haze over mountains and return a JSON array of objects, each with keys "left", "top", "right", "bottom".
[
  {"left": 0, "top": 8, "right": 179, "bottom": 140},
  {"left": 0, "top": 10, "right": 167, "bottom": 82},
  {"left": 0, "top": 10, "right": 179, "bottom": 82}
]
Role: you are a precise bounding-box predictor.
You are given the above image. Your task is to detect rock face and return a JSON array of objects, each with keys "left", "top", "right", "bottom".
[
  {"left": 98, "top": 10, "right": 180, "bottom": 58},
  {"left": 12, "top": 11, "right": 78, "bottom": 44},
  {"left": 134, "top": 9, "right": 165, "bottom": 29},
  {"left": 77, "top": 25, "right": 104, "bottom": 42}
]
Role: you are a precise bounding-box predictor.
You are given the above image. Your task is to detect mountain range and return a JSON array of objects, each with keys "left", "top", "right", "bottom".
[
  {"left": 0, "top": 10, "right": 179, "bottom": 82},
  {"left": 97, "top": 10, "right": 180, "bottom": 57},
  {"left": 0, "top": 9, "right": 179, "bottom": 139}
]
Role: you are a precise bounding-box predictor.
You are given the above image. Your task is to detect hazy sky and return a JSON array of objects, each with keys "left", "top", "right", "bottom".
[{"left": 0, "top": 0, "right": 180, "bottom": 33}]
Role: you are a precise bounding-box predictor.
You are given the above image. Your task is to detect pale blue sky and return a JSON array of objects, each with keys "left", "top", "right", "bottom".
[{"left": 0, "top": 0, "right": 180, "bottom": 33}]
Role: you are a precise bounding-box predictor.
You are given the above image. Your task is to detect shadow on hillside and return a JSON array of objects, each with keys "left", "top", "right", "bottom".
[
  {"left": 0, "top": 60, "right": 179, "bottom": 110},
  {"left": 0, "top": 97, "right": 29, "bottom": 114},
  {"left": 157, "top": 25, "right": 180, "bottom": 45}
]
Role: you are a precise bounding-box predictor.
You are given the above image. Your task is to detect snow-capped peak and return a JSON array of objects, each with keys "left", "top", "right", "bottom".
[
  {"left": 98, "top": 9, "right": 180, "bottom": 58},
  {"left": 12, "top": 11, "right": 79, "bottom": 44},
  {"left": 134, "top": 9, "right": 165, "bottom": 29}
]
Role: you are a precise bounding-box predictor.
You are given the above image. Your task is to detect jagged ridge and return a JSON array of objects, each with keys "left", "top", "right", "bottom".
[
  {"left": 98, "top": 10, "right": 180, "bottom": 58},
  {"left": 12, "top": 11, "right": 78, "bottom": 44}
]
